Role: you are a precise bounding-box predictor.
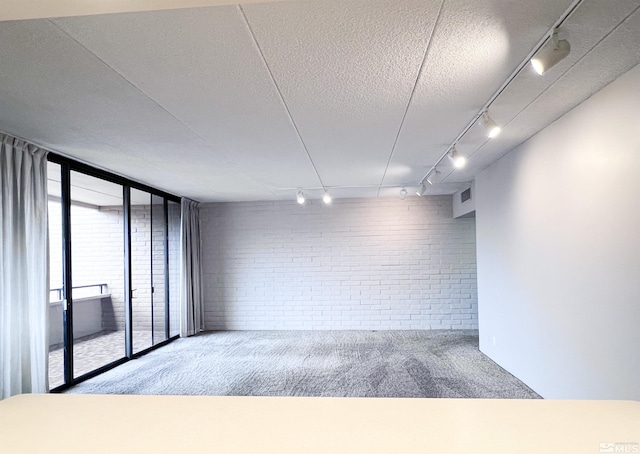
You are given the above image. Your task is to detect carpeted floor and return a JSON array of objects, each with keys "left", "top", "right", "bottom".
[{"left": 65, "top": 330, "right": 540, "bottom": 398}]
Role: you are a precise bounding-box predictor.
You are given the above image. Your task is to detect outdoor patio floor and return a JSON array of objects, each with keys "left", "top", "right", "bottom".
[{"left": 48, "top": 330, "right": 171, "bottom": 388}]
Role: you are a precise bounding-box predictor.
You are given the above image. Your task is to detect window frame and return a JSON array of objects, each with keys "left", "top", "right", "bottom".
[{"left": 48, "top": 152, "right": 181, "bottom": 392}]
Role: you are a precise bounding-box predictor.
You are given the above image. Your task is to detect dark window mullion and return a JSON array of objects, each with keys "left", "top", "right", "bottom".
[
  {"left": 149, "top": 194, "right": 154, "bottom": 345},
  {"left": 60, "top": 162, "right": 74, "bottom": 386},
  {"left": 163, "top": 198, "right": 170, "bottom": 340}
]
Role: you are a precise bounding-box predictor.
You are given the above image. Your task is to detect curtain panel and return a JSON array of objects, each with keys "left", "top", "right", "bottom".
[
  {"left": 180, "top": 198, "right": 203, "bottom": 337},
  {"left": 0, "top": 133, "right": 49, "bottom": 399}
]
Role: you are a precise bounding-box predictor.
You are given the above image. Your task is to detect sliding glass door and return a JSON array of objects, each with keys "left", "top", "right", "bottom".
[
  {"left": 168, "top": 200, "right": 181, "bottom": 338},
  {"left": 152, "top": 194, "right": 168, "bottom": 344},
  {"left": 47, "top": 162, "right": 65, "bottom": 389},
  {"left": 130, "top": 189, "right": 170, "bottom": 353},
  {"left": 47, "top": 155, "right": 181, "bottom": 390},
  {"left": 70, "top": 171, "right": 126, "bottom": 378}
]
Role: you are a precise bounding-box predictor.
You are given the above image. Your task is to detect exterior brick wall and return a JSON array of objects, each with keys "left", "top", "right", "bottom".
[
  {"left": 200, "top": 196, "right": 478, "bottom": 330},
  {"left": 48, "top": 200, "right": 180, "bottom": 336}
]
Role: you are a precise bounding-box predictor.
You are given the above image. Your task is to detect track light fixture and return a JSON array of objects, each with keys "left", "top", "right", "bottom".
[
  {"left": 322, "top": 191, "right": 332, "bottom": 204},
  {"left": 426, "top": 169, "right": 441, "bottom": 185},
  {"left": 448, "top": 148, "right": 466, "bottom": 168},
  {"left": 399, "top": 187, "right": 407, "bottom": 200},
  {"left": 416, "top": 3, "right": 582, "bottom": 191},
  {"left": 479, "top": 112, "right": 501, "bottom": 139},
  {"left": 530, "top": 29, "right": 570, "bottom": 76},
  {"left": 296, "top": 191, "right": 305, "bottom": 205},
  {"left": 416, "top": 183, "right": 426, "bottom": 197}
]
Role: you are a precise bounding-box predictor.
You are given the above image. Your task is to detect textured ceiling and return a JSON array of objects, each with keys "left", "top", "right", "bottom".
[{"left": 1, "top": 0, "right": 640, "bottom": 203}]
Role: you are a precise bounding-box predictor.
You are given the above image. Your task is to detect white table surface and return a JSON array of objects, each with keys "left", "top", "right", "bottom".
[{"left": 0, "top": 394, "right": 638, "bottom": 453}]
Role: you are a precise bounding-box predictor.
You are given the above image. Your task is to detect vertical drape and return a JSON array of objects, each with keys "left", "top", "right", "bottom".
[
  {"left": 0, "top": 133, "right": 49, "bottom": 399},
  {"left": 179, "top": 198, "right": 203, "bottom": 337}
]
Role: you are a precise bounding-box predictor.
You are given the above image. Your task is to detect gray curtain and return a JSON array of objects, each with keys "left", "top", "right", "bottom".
[
  {"left": 0, "top": 133, "right": 49, "bottom": 399},
  {"left": 179, "top": 198, "right": 203, "bottom": 337}
]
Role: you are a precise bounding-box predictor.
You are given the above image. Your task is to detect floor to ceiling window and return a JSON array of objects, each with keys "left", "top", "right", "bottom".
[
  {"left": 130, "top": 188, "right": 171, "bottom": 353},
  {"left": 168, "top": 200, "right": 181, "bottom": 338},
  {"left": 70, "top": 171, "right": 126, "bottom": 378},
  {"left": 47, "top": 155, "right": 181, "bottom": 391},
  {"left": 47, "top": 162, "right": 65, "bottom": 389},
  {"left": 151, "top": 194, "right": 170, "bottom": 344}
]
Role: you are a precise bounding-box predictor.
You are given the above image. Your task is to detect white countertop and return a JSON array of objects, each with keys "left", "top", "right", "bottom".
[{"left": 0, "top": 394, "right": 638, "bottom": 453}]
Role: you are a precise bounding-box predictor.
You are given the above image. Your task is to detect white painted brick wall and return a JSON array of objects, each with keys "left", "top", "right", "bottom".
[{"left": 200, "top": 196, "right": 478, "bottom": 330}]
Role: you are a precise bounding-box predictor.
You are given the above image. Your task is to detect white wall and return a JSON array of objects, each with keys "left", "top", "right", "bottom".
[
  {"left": 201, "top": 196, "right": 477, "bottom": 330},
  {"left": 476, "top": 63, "right": 640, "bottom": 400}
]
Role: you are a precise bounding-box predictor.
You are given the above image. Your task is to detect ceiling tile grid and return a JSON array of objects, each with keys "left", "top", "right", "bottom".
[
  {"left": 241, "top": 0, "right": 442, "bottom": 187},
  {"left": 52, "top": 6, "right": 321, "bottom": 195},
  {"left": 0, "top": 20, "right": 204, "bottom": 150},
  {"left": 1, "top": 0, "right": 639, "bottom": 202}
]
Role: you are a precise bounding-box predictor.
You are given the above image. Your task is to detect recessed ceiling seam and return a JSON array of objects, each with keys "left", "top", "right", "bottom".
[
  {"left": 237, "top": 4, "right": 325, "bottom": 189},
  {"left": 47, "top": 19, "right": 211, "bottom": 146},
  {"left": 375, "top": 0, "right": 446, "bottom": 197},
  {"left": 279, "top": 183, "right": 412, "bottom": 191},
  {"left": 439, "top": 1, "right": 640, "bottom": 184},
  {"left": 48, "top": 18, "right": 279, "bottom": 200}
]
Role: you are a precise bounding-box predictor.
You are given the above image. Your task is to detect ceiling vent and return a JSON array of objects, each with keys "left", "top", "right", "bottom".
[{"left": 461, "top": 188, "right": 471, "bottom": 203}]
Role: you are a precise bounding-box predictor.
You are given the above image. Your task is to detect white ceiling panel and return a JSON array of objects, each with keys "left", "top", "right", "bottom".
[
  {"left": 0, "top": 20, "right": 202, "bottom": 148},
  {"left": 52, "top": 6, "right": 322, "bottom": 193},
  {"left": 0, "top": 19, "right": 242, "bottom": 199},
  {"left": 384, "top": 0, "right": 575, "bottom": 188},
  {"left": 241, "top": 0, "right": 442, "bottom": 187},
  {"left": 1, "top": 0, "right": 640, "bottom": 203},
  {"left": 445, "top": 1, "right": 640, "bottom": 183}
]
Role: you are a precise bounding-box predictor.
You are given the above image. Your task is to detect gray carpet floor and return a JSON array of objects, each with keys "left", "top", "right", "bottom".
[{"left": 65, "top": 330, "right": 540, "bottom": 398}]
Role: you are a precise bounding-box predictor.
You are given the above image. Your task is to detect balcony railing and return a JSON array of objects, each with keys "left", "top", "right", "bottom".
[{"left": 49, "top": 283, "right": 108, "bottom": 302}]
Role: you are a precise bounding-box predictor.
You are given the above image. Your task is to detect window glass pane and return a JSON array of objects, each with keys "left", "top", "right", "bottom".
[
  {"left": 152, "top": 195, "right": 167, "bottom": 344},
  {"left": 47, "top": 162, "right": 65, "bottom": 389},
  {"left": 168, "top": 201, "right": 181, "bottom": 337},
  {"left": 131, "top": 188, "right": 153, "bottom": 353},
  {"left": 70, "top": 171, "right": 125, "bottom": 378}
]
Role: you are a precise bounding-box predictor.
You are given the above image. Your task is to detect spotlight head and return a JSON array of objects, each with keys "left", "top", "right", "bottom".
[
  {"left": 416, "top": 183, "right": 426, "bottom": 197},
  {"left": 399, "top": 187, "right": 407, "bottom": 200},
  {"left": 322, "top": 191, "right": 332, "bottom": 204},
  {"left": 426, "top": 169, "right": 441, "bottom": 185},
  {"left": 296, "top": 191, "right": 305, "bottom": 205},
  {"left": 531, "top": 32, "right": 570, "bottom": 76},
  {"left": 449, "top": 148, "right": 467, "bottom": 169},
  {"left": 530, "top": 58, "right": 545, "bottom": 76},
  {"left": 480, "top": 112, "right": 501, "bottom": 139}
]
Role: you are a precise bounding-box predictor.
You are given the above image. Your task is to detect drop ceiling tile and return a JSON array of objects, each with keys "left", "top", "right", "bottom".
[
  {"left": 190, "top": 175, "right": 279, "bottom": 202},
  {"left": 0, "top": 19, "right": 234, "bottom": 200},
  {"left": 447, "top": 1, "right": 640, "bottom": 183},
  {"left": 0, "top": 20, "right": 204, "bottom": 149},
  {"left": 242, "top": 0, "right": 442, "bottom": 187},
  {"left": 3, "top": 0, "right": 640, "bottom": 202},
  {"left": 385, "top": 0, "right": 575, "bottom": 187},
  {"left": 52, "top": 6, "right": 322, "bottom": 192}
]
